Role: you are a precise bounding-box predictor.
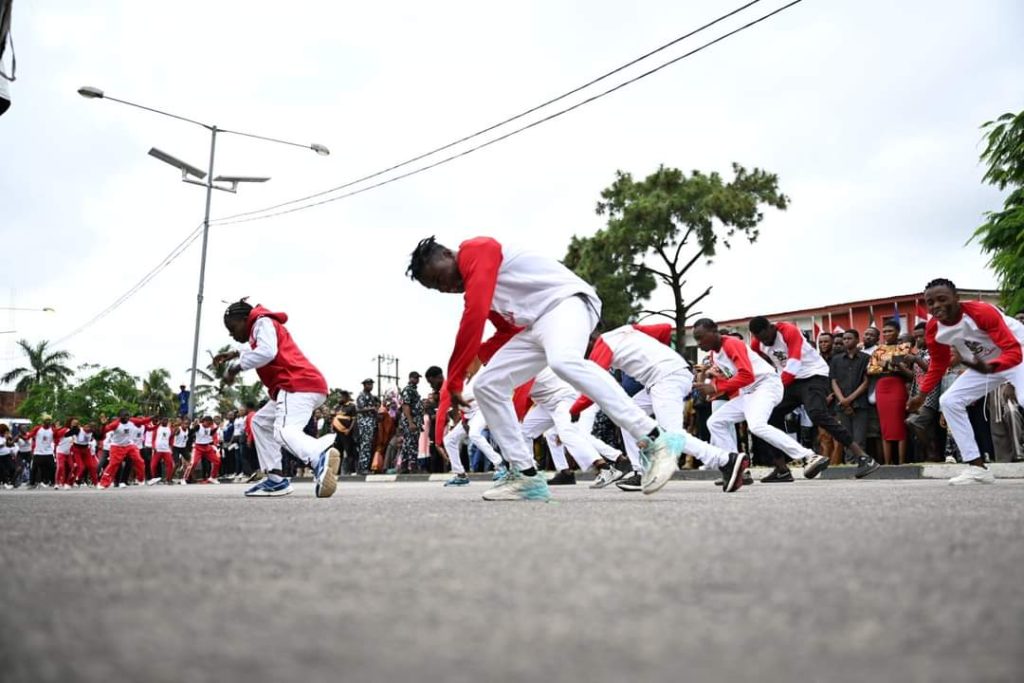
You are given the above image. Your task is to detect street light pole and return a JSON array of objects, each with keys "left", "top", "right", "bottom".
[{"left": 186, "top": 125, "right": 218, "bottom": 421}]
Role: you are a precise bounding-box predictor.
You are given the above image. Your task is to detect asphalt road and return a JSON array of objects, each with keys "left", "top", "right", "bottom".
[{"left": 1, "top": 479, "right": 1022, "bottom": 683}]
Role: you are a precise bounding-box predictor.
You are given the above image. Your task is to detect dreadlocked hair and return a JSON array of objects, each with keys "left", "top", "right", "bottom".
[
  {"left": 406, "top": 236, "right": 446, "bottom": 280},
  {"left": 925, "top": 278, "right": 957, "bottom": 292},
  {"left": 224, "top": 297, "right": 253, "bottom": 322}
]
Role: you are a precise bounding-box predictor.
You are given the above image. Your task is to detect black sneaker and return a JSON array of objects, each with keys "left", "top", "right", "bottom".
[
  {"left": 761, "top": 467, "right": 794, "bottom": 483},
  {"left": 614, "top": 455, "right": 633, "bottom": 475},
  {"left": 615, "top": 472, "right": 643, "bottom": 491},
  {"left": 719, "top": 453, "right": 751, "bottom": 493},
  {"left": 855, "top": 456, "right": 881, "bottom": 479},
  {"left": 715, "top": 469, "right": 754, "bottom": 487},
  {"left": 547, "top": 470, "right": 577, "bottom": 486}
]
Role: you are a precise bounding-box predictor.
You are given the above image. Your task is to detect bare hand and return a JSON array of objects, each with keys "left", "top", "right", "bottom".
[
  {"left": 212, "top": 351, "right": 238, "bottom": 366},
  {"left": 960, "top": 355, "right": 995, "bottom": 374},
  {"left": 906, "top": 394, "right": 926, "bottom": 413},
  {"left": 449, "top": 390, "right": 470, "bottom": 409},
  {"left": 1002, "top": 384, "right": 1017, "bottom": 404},
  {"left": 696, "top": 383, "right": 718, "bottom": 398},
  {"left": 223, "top": 365, "right": 240, "bottom": 386}
]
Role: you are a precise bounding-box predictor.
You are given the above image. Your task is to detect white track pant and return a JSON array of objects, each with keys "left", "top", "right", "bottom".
[
  {"left": 442, "top": 413, "right": 503, "bottom": 474},
  {"left": 620, "top": 371, "right": 733, "bottom": 469},
  {"left": 545, "top": 429, "right": 569, "bottom": 471},
  {"left": 251, "top": 390, "right": 334, "bottom": 472},
  {"left": 521, "top": 401, "right": 602, "bottom": 471},
  {"left": 940, "top": 364, "right": 1024, "bottom": 463},
  {"left": 707, "top": 378, "right": 813, "bottom": 461},
  {"left": 474, "top": 296, "right": 657, "bottom": 471},
  {"left": 577, "top": 405, "right": 623, "bottom": 461}
]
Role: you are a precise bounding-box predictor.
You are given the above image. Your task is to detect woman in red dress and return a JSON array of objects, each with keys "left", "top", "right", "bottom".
[{"left": 867, "top": 319, "right": 915, "bottom": 465}]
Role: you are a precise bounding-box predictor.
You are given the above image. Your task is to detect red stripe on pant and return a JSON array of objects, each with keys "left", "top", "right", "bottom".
[
  {"left": 56, "top": 452, "right": 75, "bottom": 487},
  {"left": 184, "top": 444, "right": 220, "bottom": 482},
  {"left": 151, "top": 450, "right": 175, "bottom": 482},
  {"left": 100, "top": 444, "right": 145, "bottom": 487},
  {"left": 71, "top": 444, "right": 98, "bottom": 485}
]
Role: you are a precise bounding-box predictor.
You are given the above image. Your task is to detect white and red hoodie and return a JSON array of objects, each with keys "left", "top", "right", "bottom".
[
  {"left": 104, "top": 417, "right": 152, "bottom": 448},
  {"left": 153, "top": 425, "right": 172, "bottom": 453},
  {"left": 751, "top": 321, "right": 830, "bottom": 385},
  {"left": 918, "top": 301, "right": 1024, "bottom": 394},
  {"left": 237, "top": 305, "right": 328, "bottom": 400},
  {"left": 444, "top": 237, "right": 598, "bottom": 395},
  {"left": 570, "top": 323, "right": 686, "bottom": 415},
  {"left": 193, "top": 424, "right": 219, "bottom": 447},
  {"left": 25, "top": 425, "right": 56, "bottom": 456},
  {"left": 709, "top": 336, "right": 779, "bottom": 396}
]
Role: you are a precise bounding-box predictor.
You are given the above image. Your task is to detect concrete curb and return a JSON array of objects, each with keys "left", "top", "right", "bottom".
[{"left": 300, "top": 462, "right": 1024, "bottom": 483}]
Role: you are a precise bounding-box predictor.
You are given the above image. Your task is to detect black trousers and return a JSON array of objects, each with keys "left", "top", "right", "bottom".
[
  {"left": 765, "top": 375, "right": 854, "bottom": 463},
  {"left": 0, "top": 455, "right": 15, "bottom": 485},
  {"left": 31, "top": 455, "right": 56, "bottom": 485}
]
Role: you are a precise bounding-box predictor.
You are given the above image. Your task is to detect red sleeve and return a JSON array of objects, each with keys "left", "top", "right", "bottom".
[
  {"left": 714, "top": 337, "right": 756, "bottom": 394},
  {"left": 962, "top": 301, "right": 1023, "bottom": 372},
  {"left": 434, "top": 381, "right": 451, "bottom": 445},
  {"left": 777, "top": 322, "right": 805, "bottom": 386},
  {"left": 634, "top": 323, "right": 673, "bottom": 346},
  {"left": 478, "top": 312, "right": 523, "bottom": 364},
  {"left": 25, "top": 426, "right": 40, "bottom": 439},
  {"left": 569, "top": 337, "right": 614, "bottom": 415},
  {"left": 513, "top": 381, "right": 534, "bottom": 422},
  {"left": 446, "top": 238, "right": 503, "bottom": 393},
  {"left": 103, "top": 420, "right": 119, "bottom": 434},
  {"left": 246, "top": 413, "right": 255, "bottom": 445},
  {"left": 917, "top": 318, "right": 948, "bottom": 395},
  {"left": 53, "top": 427, "right": 68, "bottom": 440},
  {"left": 130, "top": 417, "right": 152, "bottom": 427}
]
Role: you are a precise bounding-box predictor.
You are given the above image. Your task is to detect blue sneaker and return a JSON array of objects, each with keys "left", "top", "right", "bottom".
[
  {"left": 491, "top": 464, "right": 509, "bottom": 482},
  {"left": 244, "top": 477, "right": 293, "bottom": 497},
  {"left": 641, "top": 432, "right": 686, "bottom": 495},
  {"left": 482, "top": 470, "right": 551, "bottom": 502},
  {"left": 312, "top": 447, "right": 341, "bottom": 499},
  {"left": 444, "top": 474, "right": 470, "bottom": 487}
]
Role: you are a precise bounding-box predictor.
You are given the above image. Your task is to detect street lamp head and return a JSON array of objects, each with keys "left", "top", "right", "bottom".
[
  {"left": 311, "top": 143, "right": 330, "bottom": 156},
  {"left": 77, "top": 86, "right": 105, "bottom": 99},
  {"left": 42, "top": 307, "right": 56, "bottom": 313}
]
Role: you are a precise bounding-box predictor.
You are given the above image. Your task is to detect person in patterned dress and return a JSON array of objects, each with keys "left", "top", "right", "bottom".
[
  {"left": 399, "top": 371, "right": 424, "bottom": 473},
  {"left": 355, "top": 379, "right": 380, "bottom": 474}
]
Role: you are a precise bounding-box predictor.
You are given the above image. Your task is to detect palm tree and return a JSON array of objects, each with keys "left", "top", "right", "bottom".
[
  {"left": 190, "top": 345, "right": 237, "bottom": 414},
  {"left": 139, "top": 368, "right": 176, "bottom": 416},
  {"left": 1, "top": 339, "right": 74, "bottom": 392}
]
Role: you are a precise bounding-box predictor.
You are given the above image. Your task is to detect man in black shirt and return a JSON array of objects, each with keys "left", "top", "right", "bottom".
[{"left": 830, "top": 330, "right": 872, "bottom": 465}]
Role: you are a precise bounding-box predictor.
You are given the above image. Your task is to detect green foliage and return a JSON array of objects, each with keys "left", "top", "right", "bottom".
[
  {"left": 1, "top": 339, "right": 74, "bottom": 393},
  {"left": 192, "top": 346, "right": 267, "bottom": 416},
  {"left": 972, "top": 110, "right": 1024, "bottom": 314},
  {"left": 18, "top": 364, "right": 140, "bottom": 424},
  {"left": 139, "top": 368, "right": 176, "bottom": 417},
  {"left": 565, "top": 164, "right": 788, "bottom": 342}
]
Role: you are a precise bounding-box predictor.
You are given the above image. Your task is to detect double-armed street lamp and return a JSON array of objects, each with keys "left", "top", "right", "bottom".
[{"left": 77, "top": 86, "right": 329, "bottom": 419}]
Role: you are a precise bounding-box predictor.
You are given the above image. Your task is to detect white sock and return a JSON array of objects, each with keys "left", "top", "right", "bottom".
[{"left": 268, "top": 472, "right": 283, "bottom": 483}]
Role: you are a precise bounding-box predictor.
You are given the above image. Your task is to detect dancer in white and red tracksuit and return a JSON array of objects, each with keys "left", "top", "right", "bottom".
[
  {"left": 54, "top": 420, "right": 76, "bottom": 490},
  {"left": 747, "top": 316, "right": 880, "bottom": 481},
  {"left": 909, "top": 279, "right": 1024, "bottom": 485},
  {"left": 183, "top": 416, "right": 220, "bottom": 484},
  {"left": 440, "top": 378, "right": 506, "bottom": 486},
  {"left": 71, "top": 424, "right": 98, "bottom": 486},
  {"left": 570, "top": 323, "right": 747, "bottom": 492},
  {"left": 408, "top": 236, "right": 675, "bottom": 502},
  {"left": 694, "top": 319, "right": 824, "bottom": 488},
  {"left": 216, "top": 299, "right": 338, "bottom": 498},
  {"left": 99, "top": 411, "right": 151, "bottom": 489},
  {"left": 25, "top": 416, "right": 57, "bottom": 487},
  {"left": 148, "top": 418, "right": 175, "bottom": 484}
]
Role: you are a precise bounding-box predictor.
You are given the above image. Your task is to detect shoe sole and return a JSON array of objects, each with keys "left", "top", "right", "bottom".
[
  {"left": 761, "top": 473, "right": 794, "bottom": 483},
  {"left": 803, "top": 457, "right": 829, "bottom": 480},
  {"left": 724, "top": 455, "right": 750, "bottom": 493},
  {"left": 315, "top": 448, "right": 341, "bottom": 499},
  {"left": 855, "top": 461, "right": 881, "bottom": 479},
  {"left": 245, "top": 486, "right": 294, "bottom": 497}
]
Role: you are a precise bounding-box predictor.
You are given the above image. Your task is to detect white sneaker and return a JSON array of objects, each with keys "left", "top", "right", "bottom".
[
  {"left": 641, "top": 432, "right": 685, "bottom": 495},
  {"left": 944, "top": 456, "right": 957, "bottom": 464},
  {"left": 117, "top": 482, "right": 127, "bottom": 488},
  {"left": 803, "top": 454, "right": 830, "bottom": 480},
  {"left": 146, "top": 477, "right": 161, "bottom": 486},
  {"left": 948, "top": 466, "right": 995, "bottom": 486},
  {"left": 205, "top": 478, "right": 221, "bottom": 485},
  {"left": 482, "top": 471, "right": 551, "bottom": 501},
  {"left": 590, "top": 466, "right": 625, "bottom": 489}
]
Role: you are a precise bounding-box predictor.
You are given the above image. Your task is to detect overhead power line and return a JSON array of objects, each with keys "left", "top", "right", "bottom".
[
  {"left": 211, "top": 0, "right": 769, "bottom": 225},
  {"left": 54, "top": 223, "right": 205, "bottom": 344},
  {"left": 213, "top": 0, "right": 805, "bottom": 227}
]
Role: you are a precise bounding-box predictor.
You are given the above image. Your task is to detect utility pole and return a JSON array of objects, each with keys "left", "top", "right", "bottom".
[{"left": 372, "top": 354, "right": 400, "bottom": 398}]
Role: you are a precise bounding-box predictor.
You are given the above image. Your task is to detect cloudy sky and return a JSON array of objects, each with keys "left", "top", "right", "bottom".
[{"left": 1, "top": 0, "right": 1021, "bottom": 396}]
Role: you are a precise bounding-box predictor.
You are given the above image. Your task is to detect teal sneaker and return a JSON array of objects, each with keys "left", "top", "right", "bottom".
[
  {"left": 482, "top": 470, "right": 551, "bottom": 501},
  {"left": 444, "top": 474, "right": 470, "bottom": 487},
  {"left": 641, "top": 432, "right": 685, "bottom": 495}
]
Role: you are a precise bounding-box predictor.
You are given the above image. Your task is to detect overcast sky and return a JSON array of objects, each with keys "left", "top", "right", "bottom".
[{"left": 1, "top": 0, "right": 1021, "bottom": 396}]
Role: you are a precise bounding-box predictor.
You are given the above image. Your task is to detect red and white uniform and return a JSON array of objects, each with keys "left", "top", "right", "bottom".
[
  {"left": 173, "top": 427, "right": 189, "bottom": 450},
  {"left": 519, "top": 368, "right": 605, "bottom": 471},
  {"left": 706, "top": 336, "right": 814, "bottom": 461},
  {"left": 72, "top": 428, "right": 98, "bottom": 485},
  {"left": 919, "top": 301, "right": 1024, "bottom": 463},
  {"left": 440, "top": 379, "right": 503, "bottom": 475},
  {"left": 150, "top": 425, "right": 174, "bottom": 483},
  {"left": 99, "top": 418, "right": 150, "bottom": 487},
  {"left": 443, "top": 237, "right": 656, "bottom": 471},
  {"left": 54, "top": 427, "right": 74, "bottom": 487},
  {"left": 26, "top": 425, "right": 55, "bottom": 456},
  {"left": 752, "top": 321, "right": 829, "bottom": 385},
  {"left": 184, "top": 424, "right": 221, "bottom": 482},
  {"left": 142, "top": 425, "right": 156, "bottom": 450},
  {"left": 237, "top": 305, "right": 334, "bottom": 472}
]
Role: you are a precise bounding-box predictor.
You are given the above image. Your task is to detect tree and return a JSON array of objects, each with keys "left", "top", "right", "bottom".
[
  {"left": 193, "top": 345, "right": 236, "bottom": 415},
  {"left": 1, "top": 339, "right": 74, "bottom": 392},
  {"left": 564, "top": 164, "right": 788, "bottom": 344},
  {"left": 18, "top": 364, "right": 140, "bottom": 423},
  {"left": 972, "top": 109, "right": 1024, "bottom": 314},
  {"left": 235, "top": 380, "right": 268, "bottom": 409},
  {"left": 139, "top": 368, "right": 176, "bottom": 417}
]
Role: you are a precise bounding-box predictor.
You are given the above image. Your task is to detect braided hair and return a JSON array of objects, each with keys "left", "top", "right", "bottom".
[
  {"left": 224, "top": 297, "right": 253, "bottom": 323},
  {"left": 406, "top": 236, "right": 447, "bottom": 280},
  {"left": 925, "top": 278, "right": 957, "bottom": 292}
]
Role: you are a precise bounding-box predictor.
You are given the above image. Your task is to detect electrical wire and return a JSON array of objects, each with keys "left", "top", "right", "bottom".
[
  {"left": 214, "top": 0, "right": 805, "bottom": 227},
  {"left": 210, "top": 0, "right": 768, "bottom": 224}
]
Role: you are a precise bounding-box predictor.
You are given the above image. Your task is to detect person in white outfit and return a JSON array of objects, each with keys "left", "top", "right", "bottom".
[
  {"left": 907, "top": 279, "right": 1024, "bottom": 485},
  {"left": 408, "top": 235, "right": 684, "bottom": 501},
  {"left": 441, "top": 378, "right": 505, "bottom": 486}
]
